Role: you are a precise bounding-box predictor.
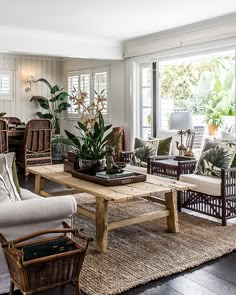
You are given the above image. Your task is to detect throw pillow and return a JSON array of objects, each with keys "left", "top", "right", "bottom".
[
  {"left": 157, "top": 137, "right": 172, "bottom": 156},
  {"left": 149, "top": 135, "right": 173, "bottom": 156},
  {"left": 195, "top": 139, "right": 236, "bottom": 177},
  {"left": 0, "top": 153, "right": 21, "bottom": 202},
  {"left": 220, "top": 139, "right": 236, "bottom": 168},
  {"left": 130, "top": 137, "right": 159, "bottom": 167}
]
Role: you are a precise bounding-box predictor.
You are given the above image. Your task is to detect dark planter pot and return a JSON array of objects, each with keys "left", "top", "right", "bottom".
[
  {"left": 65, "top": 152, "right": 106, "bottom": 174},
  {"left": 79, "top": 158, "right": 106, "bottom": 172}
]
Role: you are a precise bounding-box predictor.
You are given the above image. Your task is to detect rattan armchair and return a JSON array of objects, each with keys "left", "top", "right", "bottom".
[
  {"left": 17, "top": 119, "right": 53, "bottom": 173},
  {"left": 179, "top": 168, "right": 236, "bottom": 226},
  {"left": 0, "top": 118, "right": 8, "bottom": 154}
]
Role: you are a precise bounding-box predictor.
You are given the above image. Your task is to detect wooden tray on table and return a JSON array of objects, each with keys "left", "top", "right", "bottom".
[{"left": 72, "top": 169, "right": 147, "bottom": 186}]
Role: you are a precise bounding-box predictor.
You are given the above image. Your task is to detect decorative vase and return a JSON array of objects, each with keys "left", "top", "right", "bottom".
[
  {"left": 52, "top": 134, "right": 64, "bottom": 161},
  {"left": 208, "top": 123, "right": 218, "bottom": 136}
]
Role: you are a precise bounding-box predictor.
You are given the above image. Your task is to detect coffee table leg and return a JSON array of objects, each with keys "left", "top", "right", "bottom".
[
  {"left": 96, "top": 197, "right": 108, "bottom": 253},
  {"left": 35, "top": 174, "right": 44, "bottom": 195},
  {"left": 165, "top": 191, "right": 179, "bottom": 233}
]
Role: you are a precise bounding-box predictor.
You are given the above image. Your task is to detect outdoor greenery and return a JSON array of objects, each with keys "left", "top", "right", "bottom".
[
  {"left": 161, "top": 55, "right": 235, "bottom": 118},
  {"left": 30, "top": 78, "right": 71, "bottom": 134},
  {"left": 52, "top": 111, "right": 120, "bottom": 160}
]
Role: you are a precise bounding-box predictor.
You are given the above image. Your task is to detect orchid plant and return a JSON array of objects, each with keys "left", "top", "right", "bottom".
[{"left": 69, "top": 87, "right": 107, "bottom": 129}]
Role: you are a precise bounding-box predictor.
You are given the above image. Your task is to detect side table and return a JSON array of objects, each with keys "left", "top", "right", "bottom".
[
  {"left": 148, "top": 158, "right": 197, "bottom": 212},
  {"left": 148, "top": 158, "right": 197, "bottom": 180}
]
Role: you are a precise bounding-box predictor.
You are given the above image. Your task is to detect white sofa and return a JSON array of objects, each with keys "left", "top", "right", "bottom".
[{"left": 0, "top": 188, "right": 77, "bottom": 294}]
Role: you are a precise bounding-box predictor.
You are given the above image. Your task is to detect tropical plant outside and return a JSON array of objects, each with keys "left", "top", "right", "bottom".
[
  {"left": 159, "top": 52, "right": 235, "bottom": 131},
  {"left": 30, "top": 78, "right": 71, "bottom": 134},
  {"left": 161, "top": 54, "right": 235, "bottom": 116}
]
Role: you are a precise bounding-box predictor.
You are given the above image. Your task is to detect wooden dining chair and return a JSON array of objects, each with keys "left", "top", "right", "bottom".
[
  {"left": 17, "top": 119, "right": 53, "bottom": 173},
  {"left": 0, "top": 119, "right": 8, "bottom": 154},
  {"left": 4, "top": 117, "right": 21, "bottom": 124}
]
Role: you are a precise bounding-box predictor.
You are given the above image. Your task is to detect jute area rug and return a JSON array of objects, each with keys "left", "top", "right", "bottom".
[{"left": 74, "top": 196, "right": 236, "bottom": 295}]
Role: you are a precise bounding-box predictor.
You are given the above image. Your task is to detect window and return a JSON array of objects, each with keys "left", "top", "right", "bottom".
[
  {"left": 158, "top": 50, "right": 235, "bottom": 130},
  {"left": 67, "top": 67, "right": 109, "bottom": 117},
  {"left": 137, "top": 49, "right": 236, "bottom": 139},
  {"left": 139, "top": 64, "right": 152, "bottom": 138},
  {"left": 0, "top": 70, "right": 15, "bottom": 100}
]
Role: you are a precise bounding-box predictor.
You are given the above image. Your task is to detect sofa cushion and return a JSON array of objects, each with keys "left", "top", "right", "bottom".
[
  {"left": 0, "top": 153, "right": 21, "bottom": 202},
  {"left": 195, "top": 139, "right": 236, "bottom": 177},
  {"left": 179, "top": 174, "right": 221, "bottom": 196},
  {"left": 149, "top": 136, "right": 172, "bottom": 156},
  {"left": 130, "top": 138, "right": 159, "bottom": 167},
  {"left": 125, "top": 164, "right": 147, "bottom": 174}
]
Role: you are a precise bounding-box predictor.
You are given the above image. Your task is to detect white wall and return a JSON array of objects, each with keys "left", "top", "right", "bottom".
[
  {"left": 61, "top": 58, "right": 126, "bottom": 134},
  {"left": 0, "top": 54, "right": 61, "bottom": 123}
]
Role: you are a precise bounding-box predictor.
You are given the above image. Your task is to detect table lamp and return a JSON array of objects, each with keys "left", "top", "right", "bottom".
[{"left": 170, "top": 111, "right": 194, "bottom": 156}]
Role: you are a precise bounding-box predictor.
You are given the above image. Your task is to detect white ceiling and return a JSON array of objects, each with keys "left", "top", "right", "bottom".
[
  {"left": 1, "top": 0, "right": 236, "bottom": 41},
  {"left": 0, "top": 0, "right": 236, "bottom": 59}
]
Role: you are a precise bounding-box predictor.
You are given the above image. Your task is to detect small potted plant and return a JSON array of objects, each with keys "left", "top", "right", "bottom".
[{"left": 204, "top": 111, "right": 224, "bottom": 136}]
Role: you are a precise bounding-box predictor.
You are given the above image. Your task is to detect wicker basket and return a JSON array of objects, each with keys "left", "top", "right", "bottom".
[{"left": 0, "top": 222, "right": 92, "bottom": 295}]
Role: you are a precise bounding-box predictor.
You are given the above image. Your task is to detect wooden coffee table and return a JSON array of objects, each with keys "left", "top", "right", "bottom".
[{"left": 27, "top": 164, "right": 196, "bottom": 253}]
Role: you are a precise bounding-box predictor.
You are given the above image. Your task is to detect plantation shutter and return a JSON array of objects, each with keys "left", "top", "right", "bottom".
[
  {"left": 68, "top": 74, "right": 79, "bottom": 112},
  {"left": 94, "top": 71, "right": 108, "bottom": 114},
  {"left": 67, "top": 67, "right": 109, "bottom": 117},
  {"left": 79, "top": 74, "right": 91, "bottom": 106},
  {"left": 0, "top": 70, "right": 14, "bottom": 100}
]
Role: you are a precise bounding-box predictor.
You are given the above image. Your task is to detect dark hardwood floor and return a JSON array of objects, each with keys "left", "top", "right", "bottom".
[{"left": 4, "top": 173, "right": 236, "bottom": 295}]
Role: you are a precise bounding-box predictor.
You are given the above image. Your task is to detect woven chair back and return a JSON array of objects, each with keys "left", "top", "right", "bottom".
[
  {"left": 0, "top": 119, "right": 8, "bottom": 154},
  {"left": 24, "top": 119, "right": 53, "bottom": 166}
]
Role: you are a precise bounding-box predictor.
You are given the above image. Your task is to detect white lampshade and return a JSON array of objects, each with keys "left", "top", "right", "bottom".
[{"left": 169, "top": 112, "right": 193, "bottom": 130}]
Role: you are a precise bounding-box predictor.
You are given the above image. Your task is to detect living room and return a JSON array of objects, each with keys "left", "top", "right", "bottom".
[{"left": 0, "top": 1, "right": 236, "bottom": 295}]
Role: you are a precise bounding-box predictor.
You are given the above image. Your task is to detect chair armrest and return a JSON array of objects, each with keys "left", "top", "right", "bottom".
[
  {"left": 147, "top": 155, "right": 175, "bottom": 174},
  {"left": 222, "top": 167, "right": 236, "bottom": 198},
  {"left": 120, "top": 151, "right": 134, "bottom": 163},
  {"left": 0, "top": 195, "right": 77, "bottom": 228}
]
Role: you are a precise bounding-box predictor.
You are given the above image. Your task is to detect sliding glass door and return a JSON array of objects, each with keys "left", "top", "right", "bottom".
[{"left": 138, "top": 48, "right": 236, "bottom": 139}]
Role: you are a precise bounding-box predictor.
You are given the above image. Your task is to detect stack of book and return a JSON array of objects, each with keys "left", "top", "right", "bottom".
[{"left": 96, "top": 171, "right": 135, "bottom": 179}]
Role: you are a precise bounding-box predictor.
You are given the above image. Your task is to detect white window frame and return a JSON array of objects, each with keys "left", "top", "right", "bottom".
[
  {"left": 0, "top": 70, "right": 15, "bottom": 100},
  {"left": 67, "top": 66, "right": 110, "bottom": 122},
  {"left": 139, "top": 63, "right": 153, "bottom": 139}
]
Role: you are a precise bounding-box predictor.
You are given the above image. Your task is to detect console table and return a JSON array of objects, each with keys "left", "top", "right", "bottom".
[{"left": 27, "top": 164, "right": 196, "bottom": 253}]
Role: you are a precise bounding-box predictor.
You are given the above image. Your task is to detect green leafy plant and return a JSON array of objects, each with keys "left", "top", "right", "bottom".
[
  {"left": 30, "top": 78, "right": 71, "bottom": 134},
  {"left": 204, "top": 110, "right": 225, "bottom": 128},
  {"left": 52, "top": 111, "right": 120, "bottom": 160}
]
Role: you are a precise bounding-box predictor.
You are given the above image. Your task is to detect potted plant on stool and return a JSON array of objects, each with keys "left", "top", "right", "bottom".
[{"left": 30, "top": 78, "right": 71, "bottom": 160}]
